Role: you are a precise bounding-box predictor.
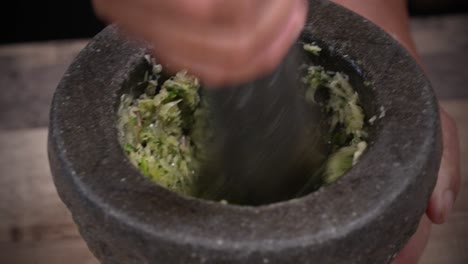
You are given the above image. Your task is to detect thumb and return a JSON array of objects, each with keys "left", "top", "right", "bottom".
[{"left": 426, "top": 107, "right": 461, "bottom": 224}]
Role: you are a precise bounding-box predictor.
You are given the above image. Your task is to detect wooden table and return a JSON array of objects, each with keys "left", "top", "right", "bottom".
[{"left": 1, "top": 14, "right": 467, "bottom": 264}]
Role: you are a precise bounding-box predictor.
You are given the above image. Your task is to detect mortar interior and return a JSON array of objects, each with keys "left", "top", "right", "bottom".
[{"left": 114, "top": 35, "right": 379, "bottom": 207}]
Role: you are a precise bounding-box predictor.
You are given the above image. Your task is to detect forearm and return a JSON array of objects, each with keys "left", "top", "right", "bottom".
[{"left": 331, "top": 0, "right": 420, "bottom": 62}]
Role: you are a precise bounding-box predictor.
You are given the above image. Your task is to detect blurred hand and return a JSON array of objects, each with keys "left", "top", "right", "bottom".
[{"left": 92, "top": 0, "right": 307, "bottom": 86}]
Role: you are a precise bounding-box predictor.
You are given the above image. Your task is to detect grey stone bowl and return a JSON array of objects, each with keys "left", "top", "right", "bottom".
[{"left": 48, "top": 0, "right": 442, "bottom": 263}]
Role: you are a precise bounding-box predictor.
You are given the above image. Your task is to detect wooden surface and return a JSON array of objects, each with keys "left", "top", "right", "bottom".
[
  {"left": 0, "top": 14, "right": 467, "bottom": 264},
  {"left": 411, "top": 14, "right": 468, "bottom": 99},
  {"left": 0, "top": 128, "right": 99, "bottom": 264}
]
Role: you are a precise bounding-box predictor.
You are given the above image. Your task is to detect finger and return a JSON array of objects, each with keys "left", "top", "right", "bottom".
[
  {"left": 426, "top": 107, "right": 461, "bottom": 224},
  {"left": 143, "top": 0, "right": 252, "bottom": 26},
  {"left": 93, "top": 0, "right": 224, "bottom": 37},
  {"left": 244, "top": 0, "right": 304, "bottom": 59},
  {"left": 138, "top": 9, "right": 253, "bottom": 72},
  {"left": 144, "top": 0, "right": 306, "bottom": 79},
  {"left": 156, "top": 0, "right": 306, "bottom": 87},
  {"left": 392, "top": 214, "right": 432, "bottom": 264},
  {"left": 207, "top": 0, "right": 308, "bottom": 86},
  {"left": 245, "top": 0, "right": 308, "bottom": 83}
]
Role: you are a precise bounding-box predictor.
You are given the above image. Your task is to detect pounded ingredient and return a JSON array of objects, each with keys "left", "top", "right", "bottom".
[
  {"left": 118, "top": 61, "right": 202, "bottom": 196},
  {"left": 301, "top": 58, "right": 367, "bottom": 183},
  {"left": 118, "top": 45, "right": 368, "bottom": 198}
]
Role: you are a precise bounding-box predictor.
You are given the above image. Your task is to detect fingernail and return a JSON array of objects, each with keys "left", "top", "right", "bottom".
[{"left": 442, "top": 190, "right": 455, "bottom": 222}]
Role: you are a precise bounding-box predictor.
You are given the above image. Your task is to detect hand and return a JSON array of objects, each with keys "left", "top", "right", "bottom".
[
  {"left": 92, "top": 0, "right": 307, "bottom": 86},
  {"left": 330, "top": 1, "right": 462, "bottom": 263},
  {"left": 393, "top": 108, "right": 461, "bottom": 264}
]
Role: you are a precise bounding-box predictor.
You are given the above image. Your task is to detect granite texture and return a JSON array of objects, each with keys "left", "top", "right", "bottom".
[{"left": 48, "top": 0, "right": 442, "bottom": 263}]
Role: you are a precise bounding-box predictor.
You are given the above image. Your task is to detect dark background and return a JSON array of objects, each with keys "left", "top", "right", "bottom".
[
  {"left": 1, "top": 0, "right": 468, "bottom": 44},
  {"left": 2, "top": 0, "right": 105, "bottom": 44}
]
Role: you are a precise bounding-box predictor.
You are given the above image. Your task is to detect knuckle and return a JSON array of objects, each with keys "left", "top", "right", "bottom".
[
  {"left": 231, "top": 34, "right": 255, "bottom": 64},
  {"left": 183, "top": 0, "right": 216, "bottom": 21}
]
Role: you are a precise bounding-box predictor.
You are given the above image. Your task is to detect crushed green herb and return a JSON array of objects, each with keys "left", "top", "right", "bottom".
[
  {"left": 303, "top": 43, "right": 322, "bottom": 56},
  {"left": 118, "top": 71, "right": 202, "bottom": 196},
  {"left": 301, "top": 64, "right": 367, "bottom": 184},
  {"left": 118, "top": 44, "right": 368, "bottom": 198}
]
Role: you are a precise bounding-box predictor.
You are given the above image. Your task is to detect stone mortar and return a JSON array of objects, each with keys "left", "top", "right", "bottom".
[{"left": 48, "top": 0, "right": 442, "bottom": 263}]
